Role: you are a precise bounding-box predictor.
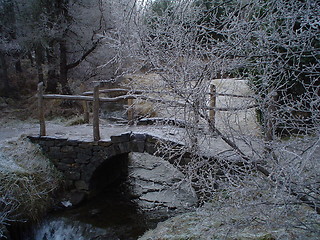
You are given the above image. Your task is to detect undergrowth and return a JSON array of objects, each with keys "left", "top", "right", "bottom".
[{"left": 0, "top": 137, "right": 62, "bottom": 237}]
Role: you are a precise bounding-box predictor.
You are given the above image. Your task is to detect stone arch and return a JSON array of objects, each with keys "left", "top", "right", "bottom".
[
  {"left": 89, "top": 153, "right": 129, "bottom": 194},
  {"left": 28, "top": 132, "right": 190, "bottom": 195},
  {"left": 82, "top": 133, "right": 161, "bottom": 193}
]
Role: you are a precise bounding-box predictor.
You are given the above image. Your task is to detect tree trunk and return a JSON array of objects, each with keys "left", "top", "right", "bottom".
[
  {"left": 15, "top": 60, "right": 22, "bottom": 73},
  {"left": 59, "top": 40, "right": 71, "bottom": 94},
  {"left": 27, "top": 52, "right": 34, "bottom": 67},
  {"left": 46, "top": 43, "right": 58, "bottom": 93},
  {"left": 35, "top": 45, "right": 44, "bottom": 83},
  {"left": 0, "top": 51, "right": 10, "bottom": 95},
  {"left": 47, "top": 70, "right": 58, "bottom": 93}
]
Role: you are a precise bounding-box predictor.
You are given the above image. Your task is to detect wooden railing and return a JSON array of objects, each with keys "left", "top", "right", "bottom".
[
  {"left": 37, "top": 81, "right": 255, "bottom": 141},
  {"left": 37, "top": 82, "right": 137, "bottom": 141}
]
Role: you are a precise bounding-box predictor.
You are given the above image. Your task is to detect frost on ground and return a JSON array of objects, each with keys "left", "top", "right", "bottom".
[
  {"left": 139, "top": 202, "right": 320, "bottom": 240},
  {"left": 0, "top": 137, "right": 62, "bottom": 238}
]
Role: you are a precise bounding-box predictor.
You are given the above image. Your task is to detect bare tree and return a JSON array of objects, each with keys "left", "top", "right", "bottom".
[
  {"left": 109, "top": 0, "right": 320, "bottom": 234},
  {"left": 0, "top": 0, "right": 20, "bottom": 95},
  {"left": 1, "top": 0, "right": 114, "bottom": 95}
]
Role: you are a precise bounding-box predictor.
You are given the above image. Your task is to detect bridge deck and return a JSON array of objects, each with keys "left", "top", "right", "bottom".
[{"left": 0, "top": 119, "right": 262, "bottom": 160}]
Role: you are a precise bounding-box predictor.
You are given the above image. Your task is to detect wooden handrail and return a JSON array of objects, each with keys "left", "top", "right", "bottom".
[
  {"left": 205, "top": 104, "right": 258, "bottom": 111},
  {"left": 82, "top": 88, "right": 131, "bottom": 96},
  {"left": 215, "top": 93, "right": 255, "bottom": 99},
  {"left": 43, "top": 94, "right": 135, "bottom": 102},
  {"left": 82, "top": 88, "right": 174, "bottom": 96},
  {"left": 37, "top": 82, "right": 256, "bottom": 140},
  {"left": 43, "top": 94, "right": 93, "bottom": 101}
]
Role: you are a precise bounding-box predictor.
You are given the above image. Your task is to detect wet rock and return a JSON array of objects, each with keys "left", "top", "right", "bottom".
[
  {"left": 70, "top": 191, "right": 86, "bottom": 206},
  {"left": 75, "top": 180, "right": 89, "bottom": 191},
  {"left": 139, "top": 188, "right": 197, "bottom": 209}
]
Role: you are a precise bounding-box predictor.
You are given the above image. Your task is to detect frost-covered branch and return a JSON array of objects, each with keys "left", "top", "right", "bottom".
[{"left": 106, "top": 0, "right": 320, "bottom": 232}]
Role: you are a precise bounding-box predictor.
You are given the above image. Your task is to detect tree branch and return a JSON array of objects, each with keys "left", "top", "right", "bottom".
[{"left": 66, "top": 40, "right": 100, "bottom": 70}]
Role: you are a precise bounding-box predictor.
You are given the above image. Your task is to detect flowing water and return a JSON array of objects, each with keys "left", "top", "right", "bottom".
[{"left": 25, "top": 183, "right": 164, "bottom": 240}]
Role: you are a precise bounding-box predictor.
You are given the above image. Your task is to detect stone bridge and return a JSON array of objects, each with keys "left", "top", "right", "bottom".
[{"left": 28, "top": 132, "right": 192, "bottom": 200}]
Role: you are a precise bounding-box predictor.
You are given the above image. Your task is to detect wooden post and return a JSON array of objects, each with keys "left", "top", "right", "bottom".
[
  {"left": 210, "top": 84, "right": 216, "bottom": 127},
  {"left": 37, "top": 82, "right": 46, "bottom": 136},
  {"left": 127, "top": 98, "right": 134, "bottom": 125},
  {"left": 93, "top": 84, "right": 100, "bottom": 141},
  {"left": 83, "top": 101, "right": 89, "bottom": 123},
  {"left": 81, "top": 83, "right": 89, "bottom": 123}
]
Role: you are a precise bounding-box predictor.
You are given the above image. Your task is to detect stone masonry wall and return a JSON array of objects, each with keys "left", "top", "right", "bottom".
[{"left": 28, "top": 132, "right": 187, "bottom": 194}]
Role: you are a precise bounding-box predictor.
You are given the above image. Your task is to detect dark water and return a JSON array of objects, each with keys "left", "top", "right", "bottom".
[{"left": 25, "top": 184, "right": 162, "bottom": 240}]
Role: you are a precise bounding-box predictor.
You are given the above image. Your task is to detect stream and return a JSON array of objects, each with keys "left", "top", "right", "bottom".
[
  {"left": 24, "top": 183, "right": 163, "bottom": 240},
  {"left": 18, "top": 151, "right": 197, "bottom": 240}
]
